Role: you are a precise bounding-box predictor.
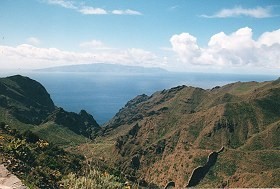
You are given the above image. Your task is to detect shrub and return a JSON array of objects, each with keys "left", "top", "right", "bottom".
[{"left": 62, "top": 167, "right": 123, "bottom": 189}]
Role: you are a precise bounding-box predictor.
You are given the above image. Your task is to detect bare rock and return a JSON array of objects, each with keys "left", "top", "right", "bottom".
[{"left": 0, "top": 164, "right": 28, "bottom": 189}]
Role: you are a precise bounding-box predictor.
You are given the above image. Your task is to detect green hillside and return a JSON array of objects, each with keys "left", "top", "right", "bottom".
[
  {"left": 0, "top": 75, "right": 101, "bottom": 146},
  {"left": 87, "top": 78, "right": 280, "bottom": 188},
  {"left": 0, "top": 75, "right": 125, "bottom": 188},
  {"left": 1, "top": 74, "right": 280, "bottom": 188}
]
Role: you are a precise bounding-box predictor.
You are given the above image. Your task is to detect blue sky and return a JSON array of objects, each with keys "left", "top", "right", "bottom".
[{"left": 0, "top": 0, "right": 280, "bottom": 73}]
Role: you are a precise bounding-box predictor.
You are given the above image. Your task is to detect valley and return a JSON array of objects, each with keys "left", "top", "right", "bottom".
[{"left": 0, "top": 75, "right": 280, "bottom": 188}]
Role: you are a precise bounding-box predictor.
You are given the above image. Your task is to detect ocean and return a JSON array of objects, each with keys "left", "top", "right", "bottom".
[{"left": 1, "top": 71, "right": 278, "bottom": 125}]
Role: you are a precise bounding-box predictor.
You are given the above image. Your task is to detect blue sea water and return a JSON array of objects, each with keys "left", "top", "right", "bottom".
[{"left": 1, "top": 71, "right": 278, "bottom": 125}]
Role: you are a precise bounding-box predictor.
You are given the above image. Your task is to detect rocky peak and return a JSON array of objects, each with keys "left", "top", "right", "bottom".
[{"left": 124, "top": 94, "right": 149, "bottom": 108}]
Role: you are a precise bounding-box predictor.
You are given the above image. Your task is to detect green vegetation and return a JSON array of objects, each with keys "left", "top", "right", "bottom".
[
  {"left": 62, "top": 168, "right": 123, "bottom": 189},
  {"left": 1, "top": 75, "right": 280, "bottom": 188},
  {"left": 257, "top": 88, "right": 280, "bottom": 124},
  {"left": 223, "top": 102, "right": 259, "bottom": 148},
  {"left": 259, "top": 152, "right": 280, "bottom": 170},
  {"left": 193, "top": 155, "right": 208, "bottom": 166},
  {"left": 212, "top": 158, "right": 237, "bottom": 176},
  {"left": 189, "top": 120, "right": 204, "bottom": 138},
  {"left": 230, "top": 82, "right": 262, "bottom": 95},
  {"left": 0, "top": 122, "right": 129, "bottom": 189},
  {"left": 0, "top": 107, "right": 35, "bottom": 131},
  {"left": 0, "top": 123, "right": 84, "bottom": 188},
  {"left": 32, "top": 122, "right": 88, "bottom": 147}
]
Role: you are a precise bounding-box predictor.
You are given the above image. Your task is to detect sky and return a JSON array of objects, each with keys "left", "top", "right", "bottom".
[{"left": 0, "top": 0, "right": 280, "bottom": 74}]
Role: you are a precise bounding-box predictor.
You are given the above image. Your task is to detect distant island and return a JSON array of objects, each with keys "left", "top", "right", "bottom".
[{"left": 36, "top": 63, "right": 168, "bottom": 74}]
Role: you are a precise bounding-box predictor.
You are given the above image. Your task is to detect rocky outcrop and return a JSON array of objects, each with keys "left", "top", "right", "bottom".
[{"left": 0, "top": 164, "right": 28, "bottom": 189}]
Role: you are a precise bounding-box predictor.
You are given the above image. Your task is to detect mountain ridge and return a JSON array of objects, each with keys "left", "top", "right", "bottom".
[{"left": 88, "top": 77, "right": 280, "bottom": 188}]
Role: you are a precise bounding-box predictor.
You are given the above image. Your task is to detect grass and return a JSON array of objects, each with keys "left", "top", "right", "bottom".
[
  {"left": 0, "top": 108, "right": 34, "bottom": 131},
  {"left": 197, "top": 148, "right": 280, "bottom": 187},
  {"left": 240, "top": 121, "right": 280, "bottom": 150},
  {"left": 61, "top": 168, "right": 123, "bottom": 189},
  {"left": 193, "top": 155, "right": 207, "bottom": 167},
  {"left": 229, "top": 82, "right": 263, "bottom": 95},
  {"left": 189, "top": 120, "right": 204, "bottom": 138},
  {"left": 212, "top": 158, "right": 237, "bottom": 176},
  {"left": 223, "top": 102, "right": 260, "bottom": 148},
  {"left": 257, "top": 88, "right": 280, "bottom": 124},
  {"left": 32, "top": 122, "right": 88, "bottom": 147},
  {"left": 73, "top": 141, "right": 115, "bottom": 161},
  {"left": 259, "top": 152, "right": 280, "bottom": 170}
]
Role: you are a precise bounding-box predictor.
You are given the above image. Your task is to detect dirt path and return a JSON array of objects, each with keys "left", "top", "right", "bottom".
[{"left": 0, "top": 164, "right": 28, "bottom": 189}]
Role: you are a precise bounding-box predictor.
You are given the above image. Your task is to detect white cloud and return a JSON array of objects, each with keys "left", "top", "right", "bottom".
[
  {"left": 125, "top": 48, "right": 158, "bottom": 64},
  {"left": 80, "top": 40, "right": 104, "bottom": 48},
  {"left": 170, "top": 33, "right": 200, "bottom": 63},
  {"left": 170, "top": 27, "right": 280, "bottom": 69},
  {"left": 79, "top": 40, "right": 111, "bottom": 50},
  {"left": 258, "top": 29, "right": 280, "bottom": 46},
  {"left": 208, "top": 27, "right": 255, "bottom": 50},
  {"left": 44, "top": 0, "right": 142, "bottom": 16},
  {"left": 201, "top": 6, "right": 275, "bottom": 18},
  {"left": 0, "top": 44, "right": 160, "bottom": 69},
  {"left": 112, "top": 9, "right": 142, "bottom": 15},
  {"left": 26, "top": 37, "right": 41, "bottom": 46},
  {"left": 46, "top": 0, "right": 77, "bottom": 9},
  {"left": 168, "top": 5, "right": 179, "bottom": 11},
  {"left": 45, "top": 0, "right": 108, "bottom": 15},
  {"left": 79, "top": 7, "right": 107, "bottom": 15}
]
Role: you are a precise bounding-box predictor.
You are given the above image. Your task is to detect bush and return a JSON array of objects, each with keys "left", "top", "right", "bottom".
[
  {"left": 23, "top": 130, "right": 40, "bottom": 143},
  {"left": 1, "top": 127, "right": 84, "bottom": 188},
  {"left": 62, "top": 167, "right": 123, "bottom": 189}
]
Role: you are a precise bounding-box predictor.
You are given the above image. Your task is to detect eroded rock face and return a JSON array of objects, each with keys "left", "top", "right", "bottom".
[{"left": 0, "top": 164, "right": 28, "bottom": 189}]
